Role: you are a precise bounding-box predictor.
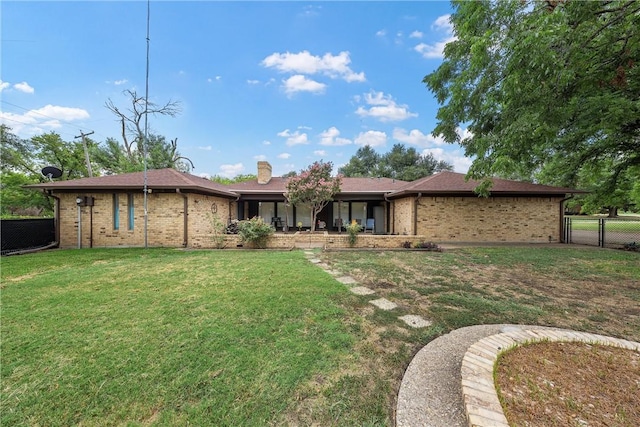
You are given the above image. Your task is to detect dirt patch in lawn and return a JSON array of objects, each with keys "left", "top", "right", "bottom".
[{"left": 496, "top": 341, "right": 640, "bottom": 427}]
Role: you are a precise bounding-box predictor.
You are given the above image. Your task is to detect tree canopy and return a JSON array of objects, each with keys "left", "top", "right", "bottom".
[
  {"left": 101, "top": 90, "right": 193, "bottom": 173},
  {"left": 286, "top": 161, "right": 342, "bottom": 232},
  {"left": 425, "top": 0, "right": 639, "bottom": 211},
  {"left": 338, "top": 144, "right": 452, "bottom": 181}
]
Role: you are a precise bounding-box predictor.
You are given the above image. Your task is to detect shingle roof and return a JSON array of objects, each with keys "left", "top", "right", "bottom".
[
  {"left": 388, "top": 171, "right": 584, "bottom": 198},
  {"left": 227, "top": 176, "right": 407, "bottom": 194},
  {"left": 26, "top": 169, "right": 584, "bottom": 199},
  {"left": 26, "top": 168, "right": 238, "bottom": 198}
]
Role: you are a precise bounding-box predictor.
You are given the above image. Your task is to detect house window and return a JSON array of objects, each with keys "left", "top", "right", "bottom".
[
  {"left": 351, "top": 202, "right": 367, "bottom": 226},
  {"left": 127, "top": 194, "right": 134, "bottom": 230},
  {"left": 258, "top": 202, "right": 275, "bottom": 225},
  {"left": 295, "top": 204, "right": 311, "bottom": 227},
  {"left": 113, "top": 194, "right": 120, "bottom": 230},
  {"left": 276, "top": 202, "right": 293, "bottom": 229},
  {"left": 333, "top": 201, "right": 349, "bottom": 227}
]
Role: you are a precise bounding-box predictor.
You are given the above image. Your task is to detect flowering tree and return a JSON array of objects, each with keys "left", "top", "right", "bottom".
[{"left": 285, "top": 161, "right": 342, "bottom": 232}]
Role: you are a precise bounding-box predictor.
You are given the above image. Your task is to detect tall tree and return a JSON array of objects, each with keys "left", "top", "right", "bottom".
[
  {"left": 339, "top": 144, "right": 452, "bottom": 180},
  {"left": 285, "top": 161, "right": 342, "bottom": 232},
  {"left": 338, "top": 145, "right": 382, "bottom": 177},
  {"left": 1, "top": 126, "right": 89, "bottom": 215},
  {"left": 210, "top": 174, "right": 257, "bottom": 185},
  {"left": 104, "top": 89, "right": 193, "bottom": 172},
  {"left": 425, "top": 0, "right": 639, "bottom": 210}
]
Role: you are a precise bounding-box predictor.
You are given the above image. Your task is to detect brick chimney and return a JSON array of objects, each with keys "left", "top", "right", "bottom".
[{"left": 257, "top": 161, "right": 272, "bottom": 184}]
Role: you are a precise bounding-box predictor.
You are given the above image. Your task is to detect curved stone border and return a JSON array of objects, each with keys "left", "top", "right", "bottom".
[{"left": 461, "top": 328, "right": 640, "bottom": 427}]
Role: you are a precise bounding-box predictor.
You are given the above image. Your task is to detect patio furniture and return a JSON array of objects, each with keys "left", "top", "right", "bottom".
[
  {"left": 365, "top": 218, "right": 375, "bottom": 233},
  {"left": 271, "top": 217, "right": 284, "bottom": 229}
]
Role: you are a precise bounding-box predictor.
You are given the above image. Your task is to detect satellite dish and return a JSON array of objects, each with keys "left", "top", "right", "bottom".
[{"left": 42, "top": 166, "right": 63, "bottom": 181}]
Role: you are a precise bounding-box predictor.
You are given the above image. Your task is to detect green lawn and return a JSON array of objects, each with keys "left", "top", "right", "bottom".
[
  {"left": 1, "top": 249, "right": 369, "bottom": 426},
  {"left": 569, "top": 218, "right": 640, "bottom": 232},
  {"left": 2, "top": 246, "right": 639, "bottom": 426}
]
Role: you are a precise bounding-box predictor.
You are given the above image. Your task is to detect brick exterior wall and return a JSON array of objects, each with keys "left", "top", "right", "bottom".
[
  {"left": 414, "top": 196, "right": 563, "bottom": 242},
  {"left": 53, "top": 192, "right": 563, "bottom": 249},
  {"left": 55, "top": 192, "right": 236, "bottom": 249},
  {"left": 393, "top": 197, "right": 415, "bottom": 236}
]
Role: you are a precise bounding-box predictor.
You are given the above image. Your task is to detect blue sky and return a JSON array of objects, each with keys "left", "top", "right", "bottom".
[{"left": 1, "top": 1, "right": 471, "bottom": 178}]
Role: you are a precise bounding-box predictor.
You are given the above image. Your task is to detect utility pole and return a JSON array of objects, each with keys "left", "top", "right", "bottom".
[{"left": 75, "top": 131, "right": 95, "bottom": 177}]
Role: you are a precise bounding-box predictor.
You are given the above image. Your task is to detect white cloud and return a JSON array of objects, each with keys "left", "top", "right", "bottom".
[
  {"left": 319, "top": 126, "right": 352, "bottom": 146},
  {"left": 14, "top": 81, "right": 35, "bottom": 94},
  {"left": 376, "top": 29, "right": 387, "bottom": 37},
  {"left": 409, "top": 30, "right": 423, "bottom": 39},
  {"left": 278, "top": 129, "right": 309, "bottom": 146},
  {"left": 355, "top": 91, "right": 417, "bottom": 122},
  {"left": 114, "top": 79, "right": 128, "bottom": 86},
  {"left": 354, "top": 130, "right": 387, "bottom": 147},
  {"left": 415, "top": 14, "right": 456, "bottom": 59},
  {"left": 254, "top": 154, "right": 267, "bottom": 161},
  {"left": 422, "top": 147, "right": 472, "bottom": 173},
  {"left": 219, "top": 163, "right": 244, "bottom": 178},
  {"left": 30, "top": 105, "right": 90, "bottom": 121},
  {"left": 392, "top": 128, "right": 446, "bottom": 148},
  {"left": 457, "top": 127, "right": 473, "bottom": 142},
  {"left": 432, "top": 14, "right": 452, "bottom": 32},
  {"left": 0, "top": 80, "right": 10, "bottom": 92},
  {"left": 282, "top": 75, "right": 326, "bottom": 95},
  {"left": 198, "top": 145, "right": 213, "bottom": 151},
  {"left": 261, "top": 50, "right": 365, "bottom": 83},
  {"left": 1, "top": 104, "right": 90, "bottom": 136},
  {"left": 262, "top": 140, "right": 271, "bottom": 145},
  {"left": 314, "top": 150, "right": 326, "bottom": 156},
  {"left": 277, "top": 153, "right": 291, "bottom": 159},
  {"left": 247, "top": 79, "right": 260, "bottom": 85},
  {"left": 198, "top": 172, "right": 211, "bottom": 179}
]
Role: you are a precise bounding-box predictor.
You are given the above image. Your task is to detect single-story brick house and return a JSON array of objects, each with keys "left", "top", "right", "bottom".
[{"left": 26, "top": 161, "right": 582, "bottom": 249}]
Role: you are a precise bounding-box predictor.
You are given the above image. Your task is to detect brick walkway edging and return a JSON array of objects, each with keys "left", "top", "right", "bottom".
[{"left": 461, "top": 328, "right": 640, "bottom": 427}]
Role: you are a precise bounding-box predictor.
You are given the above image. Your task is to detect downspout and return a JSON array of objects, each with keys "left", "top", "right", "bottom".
[
  {"left": 384, "top": 193, "right": 394, "bottom": 235},
  {"left": 46, "top": 190, "right": 60, "bottom": 247},
  {"left": 229, "top": 194, "right": 240, "bottom": 224},
  {"left": 177, "top": 189, "right": 188, "bottom": 247},
  {"left": 414, "top": 193, "right": 422, "bottom": 236},
  {"left": 559, "top": 194, "right": 574, "bottom": 243},
  {"left": 89, "top": 204, "right": 94, "bottom": 248}
]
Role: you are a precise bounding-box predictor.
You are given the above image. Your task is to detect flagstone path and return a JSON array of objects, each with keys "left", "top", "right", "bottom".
[{"left": 305, "top": 251, "right": 432, "bottom": 329}]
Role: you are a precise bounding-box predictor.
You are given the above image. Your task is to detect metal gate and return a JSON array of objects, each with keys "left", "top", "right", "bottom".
[{"left": 564, "top": 217, "right": 640, "bottom": 249}]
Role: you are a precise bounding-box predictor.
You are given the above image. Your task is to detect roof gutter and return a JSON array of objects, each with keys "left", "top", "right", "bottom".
[
  {"left": 230, "top": 193, "right": 240, "bottom": 224},
  {"left": 176, "top": 189, "right": 188, "bottom": 247}
]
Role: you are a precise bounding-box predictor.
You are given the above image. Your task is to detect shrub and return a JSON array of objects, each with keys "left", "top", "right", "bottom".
[
  {"left": 414, "top": 242, "right": 442, "bottom": 251},
  {"left": 210, "top": 215, "right": 228, "bottom": 249},
  {"left": 401, "top": 241, "right": 412, "bottom": 249},
  {"left": 623, "top": 242, "right": 639, "bottom": 252},
  {"left": 346, "top": 220, "right": 362, "bottom": 247},
  {"left": 236, "top": 217, "right": 274, "bottom": 249}
]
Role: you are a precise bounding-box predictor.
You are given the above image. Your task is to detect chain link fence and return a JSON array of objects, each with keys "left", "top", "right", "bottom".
[
  {"left": 564, "top": 217, "right": 640, "bottom": 250},
  {"left": 1, "top": 219, "right": 55, "bottom": 255}
]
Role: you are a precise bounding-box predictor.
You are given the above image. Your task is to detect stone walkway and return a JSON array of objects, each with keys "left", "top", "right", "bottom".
[
  {"left": 304, "top": 251, "right": 640, "bottom": 427},
  {"left": 305, "top": 250, "right": 432, "bottom": 329}
]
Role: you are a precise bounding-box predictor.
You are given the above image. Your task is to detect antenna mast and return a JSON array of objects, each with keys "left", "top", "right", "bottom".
[{"left": 143, "top": 0, "right": 150, "bottom": 249}]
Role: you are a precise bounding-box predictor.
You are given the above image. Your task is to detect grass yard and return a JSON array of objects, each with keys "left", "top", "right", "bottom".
[
  {"left": 569, "top": 218, "right": 640, "bottom": 232},
  {"left": 1, "top": 246, "right": 639, "bottom": 426}
]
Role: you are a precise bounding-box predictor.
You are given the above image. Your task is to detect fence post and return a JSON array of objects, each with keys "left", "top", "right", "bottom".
[
  {"left": 598, "top": 218, "right": 604, "bottom": 248},
  {"left": 601, "top": 218, "right": 606, "bottom": 248},
  {"left": 565, "top": 217, "right": 571, "bottom": 243}
]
